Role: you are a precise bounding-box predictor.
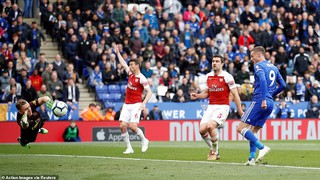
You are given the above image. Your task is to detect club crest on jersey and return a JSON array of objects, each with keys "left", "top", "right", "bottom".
[
  {"left": 219, "top": 78, "right": 223, "bottom": 82},
  {"left": 135, "top": 78, "right": 138, "bottom": 82}
]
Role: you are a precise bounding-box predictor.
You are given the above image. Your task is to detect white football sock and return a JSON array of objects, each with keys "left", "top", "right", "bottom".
[
  {"left": 121, "top": 132, "right": 132, "bottom": 149},
  {"left": 136, "top": 128, "right": 146, "bottom": 141},
  {"left": 202, "top": 133, "right": 213, "bottom": 148},
  {"left": 211, "top": 135, "right": 219, "bottom": 154}
]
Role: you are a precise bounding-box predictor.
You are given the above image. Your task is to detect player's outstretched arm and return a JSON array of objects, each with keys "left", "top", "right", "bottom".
[
  {"left": 38, "top": 96, "right": 53, "bottom": 108},
  {"left": 20, "top": 111, "right": 29, "bottom": 129},
  {"left": 112, "top": 43, "right": 129, "bottom": 73},
  {"left": 230, "top": 88, "right": 244, "bottom": 117},
  {"left": 191, "top": 89, "right": 209, "bottom": 100}
]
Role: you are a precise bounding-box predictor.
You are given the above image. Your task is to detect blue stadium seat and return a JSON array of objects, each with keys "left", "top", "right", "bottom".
[
  {"left": 96, "top": 85, "right": 108, "bottom": 94},
  {"left": 82, "top": 67, "right": 89, "bottom": 79},
  {"left": 114, "top": 93, "right": 122, "bottom": 102},
  {"left": 99, "top": 94, "right": 115, "bottom": 102},
  {"left": 120, "top": 84, "right": 127, "bottom": 93},
  {"left": 108, "top": 84, "right": 121, "bottom": 93}
]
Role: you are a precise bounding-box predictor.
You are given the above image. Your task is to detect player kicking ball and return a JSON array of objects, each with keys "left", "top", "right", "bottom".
[
  {"left": 113, "top": 44, "right": 152, "bottom": 154},
  {"left": 237, "top": 46, "right": 286, "bottom": 165},
  {"left": 16, "top": 96, "right": 54, "bottom": 147},
  {"left": 191, "top": 55, "right": 243, "bottom": 160}
]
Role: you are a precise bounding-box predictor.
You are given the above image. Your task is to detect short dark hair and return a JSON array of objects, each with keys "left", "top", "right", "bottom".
[
  {"left": 129, "top": 59, "right": 141, "bottom": 67},
  {"left": 212, "top": 54, "right": 225, "bottom": 63}
]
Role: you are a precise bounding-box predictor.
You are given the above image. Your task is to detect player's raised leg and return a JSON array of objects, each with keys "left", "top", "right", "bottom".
[{"left": 237, "top": 121, "right": 270, "bottom": 164}]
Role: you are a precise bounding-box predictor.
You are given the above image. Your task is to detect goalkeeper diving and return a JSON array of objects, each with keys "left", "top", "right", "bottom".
[{"left": 16, "top": 96, "right": 54, "bottom": 147}]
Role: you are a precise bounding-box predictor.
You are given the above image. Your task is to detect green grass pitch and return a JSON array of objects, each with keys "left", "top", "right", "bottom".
[{"left": 1, "top": 141, "right": 320, "bottom": 180}]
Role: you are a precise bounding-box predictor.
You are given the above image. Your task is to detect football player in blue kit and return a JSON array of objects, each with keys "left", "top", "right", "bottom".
[{"left": 237, "top": 46, "right": 286, "bottom": 165}]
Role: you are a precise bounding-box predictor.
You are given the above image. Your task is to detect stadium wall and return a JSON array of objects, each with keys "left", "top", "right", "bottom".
[{"left": 1, "top": 119, "right": 320, "bottom": 143}]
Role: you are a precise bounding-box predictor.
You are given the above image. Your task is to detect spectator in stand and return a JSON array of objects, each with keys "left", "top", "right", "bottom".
[
  {"left": 238, "top": 29, "right": 254, "bottom": 49},
  {"left": 7, "top": 4, "right": 23, "bottom": 24},
  {"left": 63, "top": 63, "right": 82, "bottom": 85},
  {"left": 104, "top": 107, "right": 116, "bottom": 121},
  {"left": 47, "top": 71, "right": 64, "bottom": 101},
  {"left": 34, "top": 53, "right": 48, "bottom": 76},
  {"left": 103, "top": 61, "right": 116, "bottom": 85},
  {"left": 274, "top": 46, "right": 288, "bottom": 81},
  {"left": 151, "top": 61, "right": 167, "bottom": 78},
  {"left": 26, "top": 21, "right": 46, "bottom": 60},
  {"left": 37, "top": 84, "right": 52, "bottom": 100},
  {"left": 130, "top": 30, "right": 145, "bottom": 55},
  {"left": 5, "top": 86, "right": 20, "bottom": 104},
  {"left": 149, "top": 105, "right": 163, "bottom": 120},
  {"left": 16, "top": 52, "right": 31, "bottom": 74},
  {"left": 236, "top": 64, "right": 250, "bottom": 85},
  {"left": 240, "top": 79, "right": 254, "bottom": 101},
  {"left": 306, "top": 95, "right": 320, "bottom": 118},
  {"left": 63, "top": 77, "right": 79, "bottom": 104},
  {"left": 42, "top": 63, "right": 53, "bottom": 85},
  {"left": 63, "top": 120, "right": 81, "bottom": 142},
  {"left": 141, "top": 61, "right": 153, "bottom": 79},
  {"left": 52, "top": 54, "right": 67, "bottom": 81},
  {"left": 0, "top": 70, "right": 10, "bottom": 95},
  {"left": 293, "top": 47, "right": 311, "bottom": 76},
  {"left": 284, "top": 91, "right": 298, "bottom": 104},
  {"left": 140, "top": 108, "right": 151, "bottom": 120},
  {"left": 85, "top": 43, "right": 99, "bottom": 75},
  {"left": 29, "top": 69, "right": 43, "bottom": 92},
  {"left": 81, "top": 103, "right": 103, "bottom": 121},
  {"left": 295, "top": 76, "right": 306, "bottom": 102},
  {"left": 65, "top": 34, "right": 79, "bottom": 67},
  {"left": 16, "top": 69, "right": 28, "bottom": 88},
  {"left": 89, "top": 65, "right": 104, "bottom": 87},
  {"left": 309, "top": 81, "right": 320, "bottom": 98},
  {"left": 153, "top": 38, "right": 165, "bottom": 62},
  {"left": 159, "top": 71, "right": 173, "bottom": 93},
  {"left": 172, "top": 88, "right": 189, "bottom": 102},
  {"left": 21, "top": 79, "right": 38, "bottom": 102},
  {"left": 180, "top": 24, "right": 195, "bottom": 49},
  {"left": 275, "top": 100, "right": 292, "bottom": 119}
]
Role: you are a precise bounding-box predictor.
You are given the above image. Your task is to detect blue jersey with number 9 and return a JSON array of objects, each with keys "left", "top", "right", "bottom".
[{"left": 253, "top": 60, "right": 283, "bottom": 101}]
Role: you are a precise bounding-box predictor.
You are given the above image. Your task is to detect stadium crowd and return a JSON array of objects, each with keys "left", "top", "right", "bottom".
[{"left": 0, "top": 0, "right": 319, "bottom": 119}]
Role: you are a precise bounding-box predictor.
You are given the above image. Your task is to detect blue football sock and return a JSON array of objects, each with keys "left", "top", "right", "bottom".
[
  {"left": 249, "top": 141, "right": 256, "bottom": 160},
  {"left": 241, "top": 128, "right": 264, "bottom": 150}
]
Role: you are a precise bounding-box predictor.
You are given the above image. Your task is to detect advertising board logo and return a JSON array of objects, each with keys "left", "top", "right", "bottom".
[{"left": 92, "top": 127, "right": 145, "bottom": 142}]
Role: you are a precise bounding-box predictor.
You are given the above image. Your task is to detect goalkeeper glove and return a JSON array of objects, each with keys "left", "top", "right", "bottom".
[
  {"left": 21, "top": 112, "right": 29, "bottom": 128},
  {"left": 46, "top": 99, "right": 54, "bottom": 110}
]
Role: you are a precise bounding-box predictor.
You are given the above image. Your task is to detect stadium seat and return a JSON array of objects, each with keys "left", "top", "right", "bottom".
[
  {"left": 100, "top": 94, "right": 115, "bottom": 102},
  {"left": 96, "top": 85, "right": 108, "bottom": 94},
  {"left": 83, "top": 67, "right": 89, "bottom": 79},
  {"left": 114, "top": 93, "right": 122, "bottom": 102},
  {"left": 108, "top": 84, "right": 121, "bottom": 93},
  {"left": 120, "top": 84, "right": 127, "bottom": 93}
]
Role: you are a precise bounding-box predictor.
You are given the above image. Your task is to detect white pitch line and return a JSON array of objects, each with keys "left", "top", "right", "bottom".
[{"left": 1, "top": 154, "right": 320, "bottom": 171}]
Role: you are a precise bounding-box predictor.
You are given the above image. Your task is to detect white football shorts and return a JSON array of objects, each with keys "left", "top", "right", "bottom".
[
  {"left": 119, "top": 103, "right": 142, "bottom": 123},
  {"left": 200, "top": 105, "right": 230, "bottom": 125}
]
